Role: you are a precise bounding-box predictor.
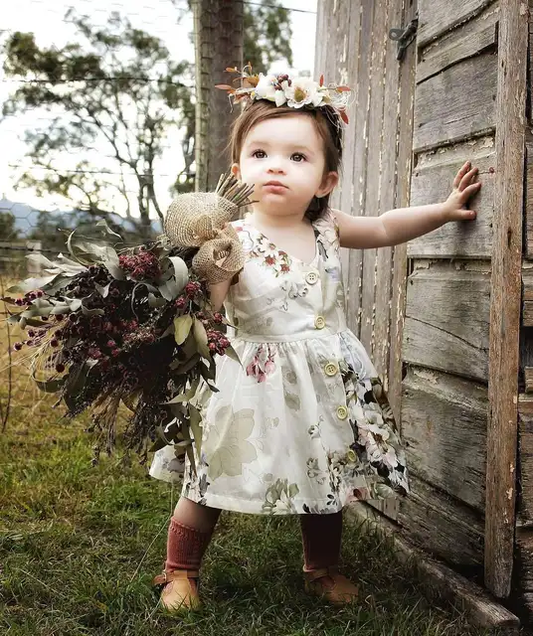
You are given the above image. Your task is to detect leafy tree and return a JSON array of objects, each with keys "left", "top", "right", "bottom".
[
  {"left": 0, "top": 211, "right": 18, "bottom": 240},
  {"left": 2, "top": 2, "right": 292, "bottom": 236}
]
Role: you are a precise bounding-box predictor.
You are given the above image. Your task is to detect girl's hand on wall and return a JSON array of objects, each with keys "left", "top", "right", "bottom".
[{"left": 444, "top": 161, "right": 481, "bottom": 222}]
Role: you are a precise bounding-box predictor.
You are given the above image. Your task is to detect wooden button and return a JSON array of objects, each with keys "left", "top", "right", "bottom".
[
  {"left": 314, "top": 316, "right": 326, "bottom": 329},
  {"left": 324, "top": 363, "right": 338, "bottom": 376},
  {"left": 336, "top": 405, "right": 348, "bottom": 420},
  {"left": 347, "top": 449, "right": 357, "bottom": 462}
]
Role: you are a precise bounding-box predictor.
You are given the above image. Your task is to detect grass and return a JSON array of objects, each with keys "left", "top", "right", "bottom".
[{"left": 0, "top": 284, "right": 499, "bottom": 636}]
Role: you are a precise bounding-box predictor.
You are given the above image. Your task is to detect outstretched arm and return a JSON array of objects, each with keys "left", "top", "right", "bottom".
[{"left": 335, "top": 162, "right": 481, "bottom": 250}]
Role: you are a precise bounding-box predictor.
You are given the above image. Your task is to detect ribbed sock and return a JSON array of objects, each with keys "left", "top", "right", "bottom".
[
  {"left": 300, "top": 511, "right": 343, "bottom": 572},
  {"left": 164, "top": 516, "right": 215, "bottom": 572}
]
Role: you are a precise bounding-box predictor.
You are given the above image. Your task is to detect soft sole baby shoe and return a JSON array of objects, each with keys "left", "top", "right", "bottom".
[
  {"left": 304, "top": 566, "right": 359, "bottom": 606},
  {"left": 153, "top": 569, "right": 201, "bottom": 613}
]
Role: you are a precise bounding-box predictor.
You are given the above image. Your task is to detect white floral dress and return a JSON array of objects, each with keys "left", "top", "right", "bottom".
[{"left": 149, "top": 209, "right": 409, "bottom": 514}]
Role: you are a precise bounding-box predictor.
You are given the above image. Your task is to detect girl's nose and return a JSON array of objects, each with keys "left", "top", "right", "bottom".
[{"left": 267, "top": 163, "right": 285, "bottom": 174}]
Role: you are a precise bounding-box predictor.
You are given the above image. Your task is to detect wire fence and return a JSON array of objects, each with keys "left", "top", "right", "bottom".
[{"left": 0, "top": 0, "right": 315, "bottom": 273}]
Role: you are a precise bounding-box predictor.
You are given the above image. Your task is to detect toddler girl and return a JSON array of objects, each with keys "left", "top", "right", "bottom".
[{"left": 150, "top": 71, "right": 481, "bottom": 611}]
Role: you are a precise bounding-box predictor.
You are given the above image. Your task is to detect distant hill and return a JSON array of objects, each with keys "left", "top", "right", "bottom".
[{"left": 0, "top": 198, "right": 162, "bottom": 237}]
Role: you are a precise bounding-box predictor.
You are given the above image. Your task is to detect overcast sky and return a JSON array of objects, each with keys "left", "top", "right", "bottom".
[{"left": 0, "top": 0, "right": 317, "bottom": 213}]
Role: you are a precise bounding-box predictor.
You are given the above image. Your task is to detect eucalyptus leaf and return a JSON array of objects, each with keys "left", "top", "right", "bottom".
[
  {"left": 50, "top": 304, "right": 71, "bottom": 315},
  {"left": 189, "top": 404, "right": 203, "bottom": 456},
  {"left": 81, "top": 304, "right": 105, "bottom": 317},
  {"left": 165, "top": 377, "right": 199, "bottom": 405},
  {"left": 193, "top": 318, "right": 211, "bottom": 359},
  {"left": 168, "top": 256, "right": 189, "bottom": 291},
  {"left": 224, "top": 345, "right": 242, "bottom": 365},
  {"left": 7, "top": 274, "right": 58, "bottom": 293},
  {"left": 174, "top": 314, "right": 192, "bottom": 345},
  {"left": 148, "top": 292, "right": 167, "bottom": 308},
  {"left": 96, "top": 219, "right": 123, "bottom": 241},
  {"left": 69, "top": 299, "right": 82, "bottom": 312},
  {"left": 95, "top": 282, "right": 111, "bottom": 298},
  {"left": 105, "top": 260, "right": 125, "bottom": 280},
  {"left": 158, "top": 279, "right": 180, "bottom": 301},
  {"left": 33, "top": 377, "right": 67, "bottom": 393},
  {"left": 26, "top": 253, "right": 55, "bottom": 269}
]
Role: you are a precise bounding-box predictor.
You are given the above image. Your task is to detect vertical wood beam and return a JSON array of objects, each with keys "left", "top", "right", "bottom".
[{"left": 485, "top": 0, "right": 528, "bottom": 599}]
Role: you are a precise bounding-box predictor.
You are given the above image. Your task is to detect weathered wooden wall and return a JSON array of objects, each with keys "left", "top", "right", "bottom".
[
  {"left": 315, "top": 0, "right": 416, "bottom": 521},
  {"left": 317, "top": 0, "right": 533, "bottom": 620},
  {"left": 399, "top": 0, "right": 500, "bottom": 578}
]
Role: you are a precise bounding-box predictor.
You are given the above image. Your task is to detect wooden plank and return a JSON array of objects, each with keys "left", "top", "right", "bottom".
[
  {"left": 417, "top": 0, "right": 496, "bottom": 49},
  {"left": 518, "top": 410, "right": 533, "bottom": 525},
  {"left": 407, "top": 139, "right": 495, "bottom": 258},
  {"left": 515, "top": 528, "right": 533, "bottom": 586},
  {"left": 336, "top": 2, "right": 361, "bottom": 290},
  {"left": 402, "top": 366, "right": 488, "bottom": 511},
  {"left": 413, "top": 52, "right": 497, "bottom": 153},
  {"left": 485, "top": 0, "right": 528, "bottom": 600},
  {"left": 398, "top": 474, "right": 485, "bottom": 568},
  {"left": 389, "top": 0, "right": 417, "bottom": 423},
  {"left": 370, "top": 0, "right": 404, "bottom": 523},
  {"left": 347, "top": 503, "right": 521, "bottom": 632},
  {"left": 525, "top": 139, "right": 533, "bottom": 258},
  {"left": 403, "top": 265, "right": 490, "bottom": 382},
  {"left": 374, "top": 0, "right": 403, "bottom": 386},
  {"left": 360, "top": 0, "right": 388, "bottom": 356},
  {"left": 525, "top": 368, "right": 533, "bottom": 393},
  {"left": 345, "top": 1, "right": 374, "bottom": 338},
  {"left": 417, "top": 4, "right": 498, "bottom": 83}
]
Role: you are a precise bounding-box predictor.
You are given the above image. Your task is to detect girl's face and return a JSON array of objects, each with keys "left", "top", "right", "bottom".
[{"left": 232, "top": 115, "right": 338, "bottom": 219}]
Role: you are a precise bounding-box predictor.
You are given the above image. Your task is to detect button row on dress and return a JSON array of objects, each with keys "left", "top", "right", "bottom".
[
  {"left": 336, "top": 405, "right": 348, "bottom": 420},
  {"left": 324, "top": 362, "right": 338, "bottom": 377},
  {"left": 306, "top": 271, "right": 319, "bottom": 285}
]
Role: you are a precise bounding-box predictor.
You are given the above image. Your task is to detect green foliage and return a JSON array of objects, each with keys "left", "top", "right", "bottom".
[
  {"left": 243, "top": 0, "right": 293, "bottom": 70},
  {"left": 0, "top": 211, "right": 18, "bottom": 240},
  {"left": 0, "top": 415, "right": 489, "bottom": 635},
  {"left": 2, "top": 3, "right": 293, "bottom": 239}
]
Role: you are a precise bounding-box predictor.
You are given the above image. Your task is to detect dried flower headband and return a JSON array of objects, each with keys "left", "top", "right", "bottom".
[{"left": 216, "top": 65, "right": 352, "bottom": 124}]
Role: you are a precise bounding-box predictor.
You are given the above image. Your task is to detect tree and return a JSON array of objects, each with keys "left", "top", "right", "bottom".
[
  {"left": 0, "top": 212, "right": 18, "bottom": 241},
  {"left": 192, "top": 0, "right": 243, "bottom": 191},
  {"left": 2, "top": 3, "right": 292, "bottom": 235}
]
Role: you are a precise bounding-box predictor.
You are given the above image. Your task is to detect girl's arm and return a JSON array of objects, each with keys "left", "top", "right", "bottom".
[
  {"left": 335, "top": 162, "right": 481, "bottom": 250},
  {"left": 209, "top": 278, "right": 232, "bottom": 312}
]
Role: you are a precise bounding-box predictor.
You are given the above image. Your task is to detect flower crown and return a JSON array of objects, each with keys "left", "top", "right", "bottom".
[{"left": 216, "top": 65, "right": 352, "bottom": 124}]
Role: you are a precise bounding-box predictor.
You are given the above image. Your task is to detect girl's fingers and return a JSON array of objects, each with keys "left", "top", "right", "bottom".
[
  {"left": 453, "top": 161, "right": 471, "bottom": 188},
  {"left": 458, "top": 167, "right": 479, "bottom": 190},
  {"left": 460, "top": 182, "right": 482, "bottom": 202}
]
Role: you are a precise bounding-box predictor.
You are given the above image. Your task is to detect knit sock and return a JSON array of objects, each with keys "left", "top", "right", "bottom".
[
  {"left": 164, "top": 516, "right": 215, "bottom": 573},
  {"left": 300, "top": 511, "right": 343, "bottom": 572}
]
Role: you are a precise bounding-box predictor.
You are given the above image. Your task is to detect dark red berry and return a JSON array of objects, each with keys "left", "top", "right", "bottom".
[
  {"left": 56, "top": 363, "right": 65, "bottom": 373},
  {"left": 55, "top": 314, "right": 64, "bottom": 321},
  {"left": 213, "top": 313, "right": 223, "bottom": 323},
  {"left": 50, "top": 339, "right": 59, "bottom": 347},
  {"left": 13, "top": 342, "right": 22, "bottom": 351}
]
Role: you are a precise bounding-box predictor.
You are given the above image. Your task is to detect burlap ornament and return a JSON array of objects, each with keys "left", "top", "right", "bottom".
[{"left": 164, "top": 176, "right": 255, "bottom": 285}]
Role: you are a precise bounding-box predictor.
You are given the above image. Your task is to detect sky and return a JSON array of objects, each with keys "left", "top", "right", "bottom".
[{"left": 0, "top": 0, "right": 317, "bottom": 216}]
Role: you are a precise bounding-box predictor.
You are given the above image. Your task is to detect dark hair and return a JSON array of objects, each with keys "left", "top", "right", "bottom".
[{"left": 229, "top": 101, "right": 343, "bottom": 221}]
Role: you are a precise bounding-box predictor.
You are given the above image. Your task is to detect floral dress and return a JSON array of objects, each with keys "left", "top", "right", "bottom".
[{"left": 149, "top": 209, "right": 409, "bottom": 514}]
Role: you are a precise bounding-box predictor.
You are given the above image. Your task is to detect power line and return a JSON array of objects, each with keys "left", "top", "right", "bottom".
[
  {"left": 1, "top": 76, "right": 194, "bottom": 86},
  {"left": 8, "top": 163, "right": 191, "bottom": 179},
  {"left": 243, "top": 1, "right": 316, "bottom": 13}
]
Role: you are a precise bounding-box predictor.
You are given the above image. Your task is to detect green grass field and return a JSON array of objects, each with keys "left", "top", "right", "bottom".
[{"left": 0, "top": 287, "right": 496, "bottom": 636}]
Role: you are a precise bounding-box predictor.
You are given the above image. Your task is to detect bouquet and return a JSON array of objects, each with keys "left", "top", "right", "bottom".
[{"left": 2, "top": 173, "right": 254, "bottom": 470}]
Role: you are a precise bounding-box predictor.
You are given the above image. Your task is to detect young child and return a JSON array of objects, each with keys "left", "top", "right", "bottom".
[{"left": 149, "top": 71, "right": 481, "bottom": 611}]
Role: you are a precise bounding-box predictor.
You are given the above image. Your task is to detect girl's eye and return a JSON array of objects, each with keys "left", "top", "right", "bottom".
[
  {"left": 252, "top": 150, "right": 266, "bottom": 158},
  {"left": 291, "top": 153, "right": 306, "bottom": 162}
]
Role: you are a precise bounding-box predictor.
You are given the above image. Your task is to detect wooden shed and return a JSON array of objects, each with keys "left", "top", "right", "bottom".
[{"left": 315, "top": 0, "right": 532, "bottom": 627}]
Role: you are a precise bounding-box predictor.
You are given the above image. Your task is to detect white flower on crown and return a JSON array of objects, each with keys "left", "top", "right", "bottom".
[
  {"left": 254, "top": 73, "right": 287, "bottom": 106},
  {"left": 284, "top": 78, "right": 324, "bottom": 109}
]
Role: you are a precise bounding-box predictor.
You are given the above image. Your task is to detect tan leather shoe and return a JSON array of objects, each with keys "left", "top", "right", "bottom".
[
  {"left": 304, "top": 567, "right": 359, "bottom": 606},
  {"left": 153, "top": 569, "right": 201, "bottom": 613}
]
